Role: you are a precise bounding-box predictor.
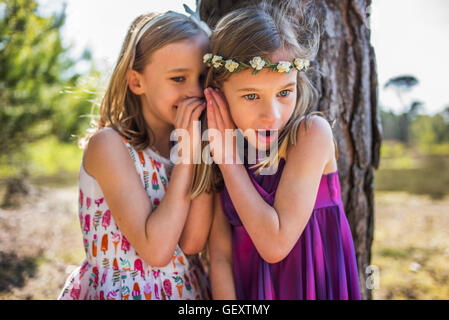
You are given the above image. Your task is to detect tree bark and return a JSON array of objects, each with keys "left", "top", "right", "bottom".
[{"left": 198, "top": 0, "right": 381, "bottom": 300}]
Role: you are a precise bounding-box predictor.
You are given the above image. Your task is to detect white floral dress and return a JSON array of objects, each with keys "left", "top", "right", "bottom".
[{"left": 59, "top": 132, "right": 211, "bottom": 300}]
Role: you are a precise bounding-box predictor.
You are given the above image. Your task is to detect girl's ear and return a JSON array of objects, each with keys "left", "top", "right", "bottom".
[{"left": 127, "top": 70, "right": 145, "bottom": 95}]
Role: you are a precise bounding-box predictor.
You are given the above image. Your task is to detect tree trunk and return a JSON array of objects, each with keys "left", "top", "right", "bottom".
[{"left": 198, "top": 0, "right": 381, "bottom": 300}]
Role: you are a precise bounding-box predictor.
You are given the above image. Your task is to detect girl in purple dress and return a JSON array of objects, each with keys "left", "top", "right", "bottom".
[{"left": 191, "top": 2, "right": 361, "bottom": 300}]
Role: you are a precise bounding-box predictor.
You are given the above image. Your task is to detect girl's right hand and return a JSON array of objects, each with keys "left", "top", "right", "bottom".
[
  {"left": 205, "top": 88, "right": 238, "bottom": 165},
  {"left": 173, "top": 97, "right": 206, "bottom": 164}
]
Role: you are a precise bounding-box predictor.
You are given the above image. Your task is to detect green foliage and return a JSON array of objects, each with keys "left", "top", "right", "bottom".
[
  {"left": 0, "top": 0, "right": 98, "bottom": 179},
  {"left": 381, "top": 75, "right": 448, "bottom": 149},
  {"left": 26, "top": 135, "right": 83, "bottom": 177},
  {"left": 1, "top": 0, "right": 66, "bottom": 152},
  {"left": 50, "top": 73, "right": 100, "bottom": 143},
  {"left": 380, "top": 110, "right": 411, "bottom": 143},
  {"left": 409, "top": 115, "right": 437, "bottom": 153},
  {"left": 380, "top": 107, "right": 449, "bottom": 150},
  {"left": 376, "top": 141, "right": 449, "bottom": 199},
  {"left": 380, "top": 141, "right": 409, "bottom": 159}
]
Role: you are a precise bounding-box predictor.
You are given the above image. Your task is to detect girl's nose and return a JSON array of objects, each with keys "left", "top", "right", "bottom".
[
  {"left": 187, "top": 82, "right": 204, "bottom": 99},
  {"left": 259, "top": 101, "right": 281, "bottom": 126}
]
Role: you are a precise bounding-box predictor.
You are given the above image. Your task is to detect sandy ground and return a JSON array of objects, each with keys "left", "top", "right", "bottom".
[
  {"left": 0, "top": 185, "right": 84, "bottom": 299},
  {"left": 1, "top": 184, "right": 448, "bottom": 299},
  {"left": 371, "top": 191, "right": 449, "bottom": 299}
]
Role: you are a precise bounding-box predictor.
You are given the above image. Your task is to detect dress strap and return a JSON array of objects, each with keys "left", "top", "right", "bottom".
[{"left": 120, "top": 136, "right": 146, "bottom": 188}]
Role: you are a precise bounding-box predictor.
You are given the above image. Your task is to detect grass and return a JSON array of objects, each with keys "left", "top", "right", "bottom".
[
  {"left": 26, "top": 136, "right": 83, "bottom": 185},
  {"left": 373, "top": 144, "right": 449, "bottom": 299},
  {"left": 371, "top": 191, "right": 449, "bottom": 300},
  {"left": 2, "top": 186, "right": 447, "bottom": 300},
  {"left": 0, "top": 136, "right": 82, "bottom": 207},
  {"left": 375, "top": 141, "right": 449, "bottom": 200},
  {"left": 0, "top": 136, "right": 82, "bottom": 185},
  {"left": 0, "top": 138, "right": 448, "bottom": 299}
]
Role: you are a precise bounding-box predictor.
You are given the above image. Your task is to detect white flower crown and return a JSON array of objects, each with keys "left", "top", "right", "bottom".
[{"left": 203, "top": 53, "right": 310, "bottom": 75}]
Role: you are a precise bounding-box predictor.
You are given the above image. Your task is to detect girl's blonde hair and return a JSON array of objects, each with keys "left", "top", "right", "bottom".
[
  {"left": 84, "top": 11, "right": 207, "bottom": 151},
  {"left": 191, "top": 1, "right": 336, "bottom": 198}
]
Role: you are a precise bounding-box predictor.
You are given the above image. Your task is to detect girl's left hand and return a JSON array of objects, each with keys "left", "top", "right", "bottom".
[{"left": 204, "top": 87, "right": 238, "bottom": 165}]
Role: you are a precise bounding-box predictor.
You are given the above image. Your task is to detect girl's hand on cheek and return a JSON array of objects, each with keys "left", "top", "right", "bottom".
[{"left": 205, "top": 88, "right": 238, "bottom": 165}]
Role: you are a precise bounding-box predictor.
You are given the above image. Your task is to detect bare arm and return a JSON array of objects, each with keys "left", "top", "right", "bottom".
[
  {"left": 84, "top": 128, "right": 197, "bottom": 267},
  {"left": 179, "top": 190, "right": 213, "bottom": 254},
  {"left": 218, "top": 116, "right": 335, "bottom": 263},
  {"left": 208, "top": 193, "right": 236, "bottom": 300}
]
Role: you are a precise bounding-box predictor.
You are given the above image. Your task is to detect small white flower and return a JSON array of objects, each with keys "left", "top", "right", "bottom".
[
  {"left": 249, "top": 56, "right": 266, "bottom": 70},
  {"left": 212, "top": 55, "right": 222, "bottom": 64},
  {"left": 203, "top": 53, "right": 213, "bottom": 64},
  {"left": 294, "top": 58, "right": 310, "bottom": 71},
  {"left": 276, "top": 61, "right": 292, "bottom": 73},
  {"left": 212, "top": 55, "right": 223, "bottom": 68},
  {"left": 225, "top": 59, "right": 239, "bottom": 72}
]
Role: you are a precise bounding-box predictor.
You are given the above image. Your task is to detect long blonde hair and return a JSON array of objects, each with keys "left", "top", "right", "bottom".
[
  {"left": 84, "top": 11, "right": 207, "bottom": 151},
  {"left": 191, "top": 1, "right": 333, "bottom": 198}
]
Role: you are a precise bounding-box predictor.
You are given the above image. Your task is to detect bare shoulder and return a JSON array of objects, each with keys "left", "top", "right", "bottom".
[
  {"left": 87, "top": 127, "right": 124, "bottom": 147},
  {"left": 297, "top": 114, "right": 333, "bottom": 140},
  {"left": 290, "top": 115, "right": 334, "bottom": 151},
  {"left": 285, "top": 115, "right": 335, "bottom": 171},
  {"left": 83, "top": 128, "right": 132, "bottom": 178}
]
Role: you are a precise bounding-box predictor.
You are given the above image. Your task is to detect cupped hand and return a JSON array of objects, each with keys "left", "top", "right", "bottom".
[
  {"left": 204, "top": 87, "right": 239, "bottom": 165},
  {"left": 173, "top": 97, "right": 205, "bottom": 164}
]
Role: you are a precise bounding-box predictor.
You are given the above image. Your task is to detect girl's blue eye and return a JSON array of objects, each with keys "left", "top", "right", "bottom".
[
  {"left": 244, "top": 93, "right": 258, "bottom": 101},
  {"left": 171, "top": 76, "right": 185, "bottom": 83},
  {"left": 279, "top": 90, "right": 291, "bottom": 97}
]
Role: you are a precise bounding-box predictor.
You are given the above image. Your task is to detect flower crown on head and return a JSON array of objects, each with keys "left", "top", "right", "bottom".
[{"left": 203, "top": 53, "right": 310, "bottom": 75}]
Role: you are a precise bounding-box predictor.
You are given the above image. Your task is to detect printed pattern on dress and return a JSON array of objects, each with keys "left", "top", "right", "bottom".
[{"left": 59, "top": 134, "right": 211, "bottom": 300}]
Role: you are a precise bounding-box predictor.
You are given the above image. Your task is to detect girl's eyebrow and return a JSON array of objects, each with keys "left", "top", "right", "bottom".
[
  {"left": 167, "top": 67, "right": 191, "bottom": 73},
  {"left": 279, "top": 81, "right": 296, "bottom": 89},
  {"left": 237, "top": 82, "right": 297, "bottom": 92},
  {"left": 237, "top": 87, "right": 259, "bottom": 92}
]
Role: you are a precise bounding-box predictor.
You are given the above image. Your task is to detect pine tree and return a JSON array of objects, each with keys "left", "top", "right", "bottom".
[{"left": 0, "top": 0, "right": 97, "bottom": 204}]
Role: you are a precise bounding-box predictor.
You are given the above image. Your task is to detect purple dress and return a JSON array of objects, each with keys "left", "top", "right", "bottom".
[{"left": 220, "top": 158, "right": 361, "bottom": 300}]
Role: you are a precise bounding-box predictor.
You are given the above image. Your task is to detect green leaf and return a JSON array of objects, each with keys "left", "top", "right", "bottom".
[{"left": 0, "top": 0, "right": 97, "bottom": 177}]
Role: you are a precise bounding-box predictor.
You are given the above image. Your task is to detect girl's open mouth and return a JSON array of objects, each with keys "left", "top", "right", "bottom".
[{"left": 256, "top": 129, "right": 278, "bottom": 144}]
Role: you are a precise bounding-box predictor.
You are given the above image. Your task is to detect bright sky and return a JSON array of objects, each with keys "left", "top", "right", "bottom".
[
  {"left": 371, "top": 0, "right": 449, "bottom": 114},
  {"left": 37, "top": 0, "right": 449, "bottom": 115}
]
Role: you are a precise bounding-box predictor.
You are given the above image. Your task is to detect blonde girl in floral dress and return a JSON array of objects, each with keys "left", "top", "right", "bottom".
[{"left": 58, "top": 11, "right": 212, "bottom": 300}]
